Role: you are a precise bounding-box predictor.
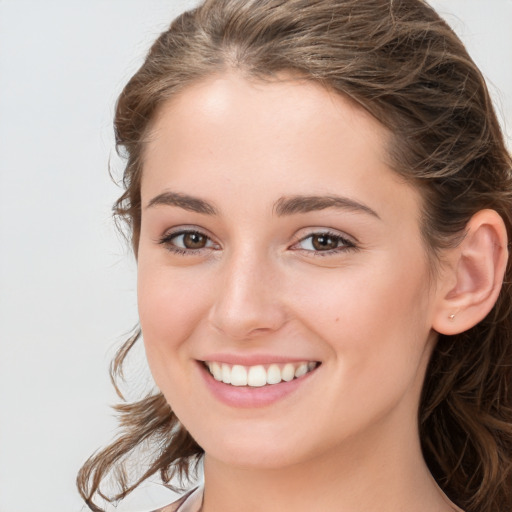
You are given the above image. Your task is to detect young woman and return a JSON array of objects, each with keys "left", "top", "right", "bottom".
[{"left": 77, "top": 1, "right": 512, "bottom": 511}]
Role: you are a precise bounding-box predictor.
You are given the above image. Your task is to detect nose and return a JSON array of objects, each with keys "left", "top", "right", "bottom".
[{"left": 208, "top": 249, "right": 288, "bottom": 341}]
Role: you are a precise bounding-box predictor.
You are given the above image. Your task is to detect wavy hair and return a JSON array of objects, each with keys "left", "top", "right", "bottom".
[{"left": 77, "top": 1, "right": 512, "bottom": 510}]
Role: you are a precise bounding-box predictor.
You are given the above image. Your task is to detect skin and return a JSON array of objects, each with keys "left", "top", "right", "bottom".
[{"left": 137, "top": 73, "right": 463, "bottom": 512}]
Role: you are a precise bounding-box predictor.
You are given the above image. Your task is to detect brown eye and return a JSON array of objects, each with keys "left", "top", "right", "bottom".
[
  {"left": 311, "top": 234, "right": 340, "bottom": 251},
  {"left": 160, "top": 230, "right": 215, "bottom": 253},
  {"left": 294, "top": 231, "right": 355, "bottom": 254},
  {"left": 182, "top": 232, "right": 208, "bottom": 249}
]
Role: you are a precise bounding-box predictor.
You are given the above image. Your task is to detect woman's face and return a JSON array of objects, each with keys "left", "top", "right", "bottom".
[{"left": 137, "top": 73, "right": 443, "bottom": 469}]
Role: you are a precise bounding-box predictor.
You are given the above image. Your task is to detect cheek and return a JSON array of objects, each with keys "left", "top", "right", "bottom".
[
  {"left": 289, "top": 253, "right": 433, "bottom": 375},
  {"left": 283, "top": 261, "right": 433, "bottom": 438},
  {"left": 294, "top": 260, "right": 428, "bottom": 326},
  {"left": 136, "top": 260, "right": 213, "bottom": 375}
]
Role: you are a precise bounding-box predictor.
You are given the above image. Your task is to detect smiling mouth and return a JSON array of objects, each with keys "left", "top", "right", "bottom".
[{"left": 203, "top": 361, "right": 320, "bottom": 387}]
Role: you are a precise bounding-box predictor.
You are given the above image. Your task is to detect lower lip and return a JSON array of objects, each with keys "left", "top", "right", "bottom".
[{"left": 198, "top": 362, "right": 319, "bottom": 408}]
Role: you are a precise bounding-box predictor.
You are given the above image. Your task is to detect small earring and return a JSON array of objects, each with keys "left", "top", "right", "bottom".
[{"left": 449, "top": 313, "right": 456, "bottom": 320}]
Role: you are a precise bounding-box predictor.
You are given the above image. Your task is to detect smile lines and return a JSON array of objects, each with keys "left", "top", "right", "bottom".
[{"left": 204, "top": 361, "right": 319, "bottom": 387}]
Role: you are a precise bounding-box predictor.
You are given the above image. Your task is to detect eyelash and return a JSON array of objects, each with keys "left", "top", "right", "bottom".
[
  {"left": 158, "top": 229, "right": 357, "bottom": 256},
  {"left": 158, "top": 229, "right": 218, "bottom": 255},
  {"left": 292, "top": 231, "right": 357, "bottom": 256}
]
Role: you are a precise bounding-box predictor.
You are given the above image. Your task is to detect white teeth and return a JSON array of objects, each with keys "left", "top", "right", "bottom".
[
  {"left": 247, "top": 365, "right": 267, "bottom": 387},
  {"left": 294, "top": 363, "right": 308, "bottom": 378},
  {"left": 231, "top": 365, "right": 248, "bottom": 386},
  {"left": 210, "top": 362, "right": 222, "bottom": 381},
  {"left": 266, "top": 364, "right": 281, "bottom": 385},
  {"left": 221, "top": 363, "right": 231, "bottom": 384},
  {"left": 281, "top": 363, "right": 295, "bottom": 382},
  {"left": 206, "top": 360, "right": 319, "bottom": 387}
]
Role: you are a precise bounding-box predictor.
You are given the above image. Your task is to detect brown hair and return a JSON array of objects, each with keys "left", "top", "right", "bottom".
[{"left": 77, "top": 1, "right": 512, "bottom": 511}]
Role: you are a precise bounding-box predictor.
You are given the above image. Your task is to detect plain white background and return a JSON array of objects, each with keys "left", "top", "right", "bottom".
[{"left": 0, "top": 1, "right": 510, "bottom": 511}]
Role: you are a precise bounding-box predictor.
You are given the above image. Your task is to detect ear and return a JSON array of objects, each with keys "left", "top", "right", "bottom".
[{"left": 433, "top": 209, "right": 509, "bottom": 335}]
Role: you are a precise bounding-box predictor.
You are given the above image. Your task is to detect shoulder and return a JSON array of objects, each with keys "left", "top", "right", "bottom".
[{"left": 152, "top": 486, "right": 204, "bottom": 512}]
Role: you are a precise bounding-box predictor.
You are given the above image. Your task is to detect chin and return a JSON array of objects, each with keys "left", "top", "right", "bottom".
[
  {"left": 204, "top": 442, "right": 304, "bottom": 470},
  {"left": 191, "top": 419, "right": 324, "bottom": 471}
]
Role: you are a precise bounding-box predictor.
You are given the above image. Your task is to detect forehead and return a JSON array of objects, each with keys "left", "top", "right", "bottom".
[
  {"left": 141, "top": 72, "right": 420, "bottom": 225},
  {"left": 146, "top": 72, "right": 388, "bottom": 160}
]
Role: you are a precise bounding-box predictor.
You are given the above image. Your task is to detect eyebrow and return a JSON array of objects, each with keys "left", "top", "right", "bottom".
[
  {"left": 145, "top": 191, "right": 380, "bottom": 219},
  {"left": 146, "top": 191, "right": 218, "bottom": 215},
  {"left": 274, "top": 195, "right": 380, "bottom": 219}
]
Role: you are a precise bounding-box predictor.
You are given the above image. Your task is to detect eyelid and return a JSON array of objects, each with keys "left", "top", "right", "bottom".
[
  {"left": 156, "top": 226, "right": 357, "bottom": 256},
  {"left": 293, "top": 226, "right": 357, "bottom": 243},
  {"left": 158, "top": 225, "right": 216, "bottom": 241},
  {"left": 157, "top": 226, "right": 220, "bottom": 252},
  {"left": 290, "top": 229, "right": 358, "bottom": 253}
]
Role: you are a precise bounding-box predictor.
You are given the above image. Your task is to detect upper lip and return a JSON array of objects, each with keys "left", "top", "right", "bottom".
[{"left": 198, "top": 354, "right": 320, "bottom": 366}]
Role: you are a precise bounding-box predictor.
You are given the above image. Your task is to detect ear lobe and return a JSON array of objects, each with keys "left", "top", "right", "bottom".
[{"left": 433, "top": 209, "right": 508, "bottom": 336}]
